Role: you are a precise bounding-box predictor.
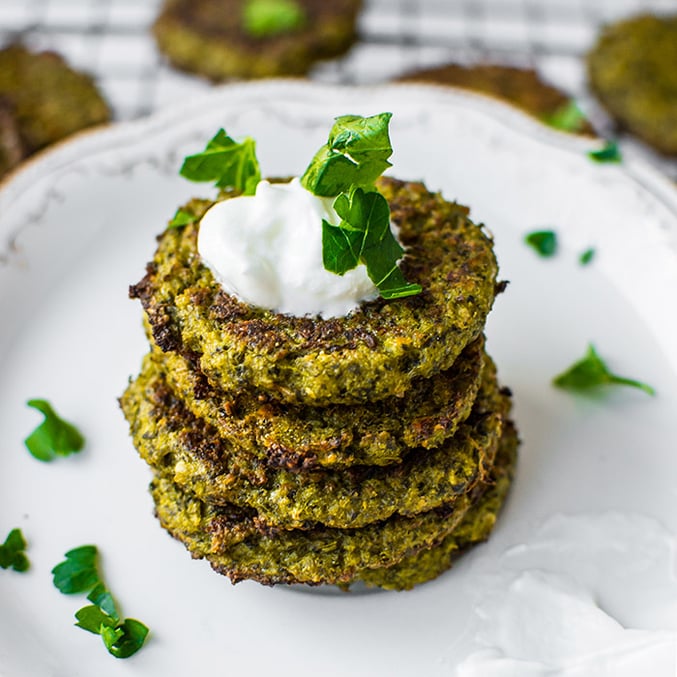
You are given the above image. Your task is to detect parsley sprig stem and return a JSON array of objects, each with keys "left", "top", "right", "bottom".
[
  {"left": 553, "top": 344, "right": 655, "bottom": 396},
  {"left": 302, "top": 113, "right": 421, "bottom": 299}
]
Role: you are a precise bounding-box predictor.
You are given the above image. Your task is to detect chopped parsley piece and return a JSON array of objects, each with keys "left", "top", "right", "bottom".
[
  {"left": 303, "top": 113, "right": 421, "bottom": 300},
  {"left": 588, "top": 140, "right": 622, "bottom": 164},
  {"left": 546, "top": 100, "right": 587, "bottom": 133},
  {"left": 553, "top": 344, "right": 655, "bottom": 396},
  {"left": 301, "top": 113, "right": 394, "bottom": 197},
  {"left": 579, "top": 247, "right": 595, "bottom": 265},
  {"left": 180, "top": 128, "right": 261, "bottom": 195},
  {"left": 243, "top": 0, "right": 306, "bottom": 38},
  {"left": 167, "top": 208, "right": 197, "bottom": 229},
  {"left": 52, "top": 545, "right": 149, "bottom": 659},
  {"left": 0, "top": 528, "right": 29, "bottom": 572},
  {"left": 525, "top": 230, "right": 557, "bottom": 257},
  {"left": 24, "top": 399, "right": 85, "bottom": 462},
  {"left": 52, "top": 545, "right": 100, "bottom": 594},
  {"left": 323, "top": 188, "right": 421, "bottom": 299}
]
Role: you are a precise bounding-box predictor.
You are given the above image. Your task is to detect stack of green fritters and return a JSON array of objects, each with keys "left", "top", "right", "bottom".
[{"left": 120, "top": 177, "right": 517, "bottom": 590}]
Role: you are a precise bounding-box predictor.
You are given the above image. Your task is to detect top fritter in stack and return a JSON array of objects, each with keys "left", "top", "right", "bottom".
[{"left": 121, "top": 168, "right": 517, "bottom": 591}]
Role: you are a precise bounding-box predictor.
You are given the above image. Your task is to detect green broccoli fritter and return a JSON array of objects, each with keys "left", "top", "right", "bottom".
[
  {"left": 131, "top": 177, "right": 500, "bottom": 406},
  {"left": 588, "top": 14, "right": 677, "bottom": 155},
  {"left": 152, "top": 0, "right": 362, "bottom": 80}
]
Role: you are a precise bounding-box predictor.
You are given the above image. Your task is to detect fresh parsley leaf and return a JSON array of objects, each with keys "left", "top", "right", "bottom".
[
  {"left": 53, "top": 545, "right": 149, "bottom": 659},
  {"left": 0, "top": 528, "right": 29, "bottom": 572},
  {"left": 180, "top": 128, "right": 261, "bottom": 195},
  {"left": 301, "top": 113, "right": 393, "bottom": 197},
  {"left": 525, "top": 230, "right": 557, "bottom": 257},
  {"left": 75, "top": 605, "right": 118, "bottom": 634},
  {"left": 305, "top": 114, "right": 420, "bottom": 300},
  {"left": 546, "top": 100, "right": 586, "bottom": 133},
  {"left": 579, "top": 247, "right": 595, "bottom": 265},
  {"left": 24, "top": 399, "right": 85, "bottom": 462},
  {"left": 588, "top": 140, "right": 622, "bottom": 164},
  {"left": 324, "top": 188, "right": 421, "bottom": 299},
  {"left": 553, "top": 344, "right": 655, "bottom": 396},
  {"left": 102, "top": 618, "right": 149, "bottom": 659},
  {"left": 242, "top": 0, "right": 306, "bottom": 38},
  {"left": 87, "top": 582, "right": 119, "bottom": 620},
  {"left": 167, "top": 208, "right": 196, "bottom": 229},
  {"left": 52, "top": 545, "right": 100, "bottom": 594}
]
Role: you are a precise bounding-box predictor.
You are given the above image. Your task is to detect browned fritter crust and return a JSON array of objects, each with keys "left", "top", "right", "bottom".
[
  {"left": 398, "top": 63, "right": 595, "bottom": 135},
  {"left": 152, "top": 0, "right": 362, "bottom": 80},
  {"left": 0, "top": 97, "right": 25, "bottom": 178},
  {"left": 147, "top": 334, "right": 486, "bottom": 469},
  {"left": 121, "top": 354, "right": 510, "bottom": 529},
  {"left": 131, "top": 177, "right": 500, "bottom": 406},
  {"left": 150, "top": 420, "right": 517, "bottom": 588}
]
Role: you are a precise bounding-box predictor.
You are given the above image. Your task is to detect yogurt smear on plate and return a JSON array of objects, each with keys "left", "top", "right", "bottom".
[
  {"left": 457, "top": 512, "right": 677, "bottom": 677},
  {"left": 197, "top": 178, "right": 378, "bottom": 318}
]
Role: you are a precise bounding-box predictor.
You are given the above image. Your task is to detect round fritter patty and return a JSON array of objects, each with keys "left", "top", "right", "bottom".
[
  {"left": 357, "top": 423, "right": 516, "bottom": 590},
  {"left": 587, "top": 14, "right": 677, "bottom": 156},
  {"left": 148, "top": 335, "right": 485, "bottom": 469},
  {"left": 0, "top": 44, "right": 110, "bottom": 155},
  {"left": 152, "top": 0, "right": 362, "bottom": 80},
  {"left": 151, "top": 421, "right": 517, "bottom": 588},
  {"left": 0, "top": 97, "right": 25, "bottom": 178},
  {"left": 131, "top": 177, "right": 499, "bottom": 406},
  {"left": 399, "top": 63, "right": 595, "bottom": 136},
  {"left": 121, "top": 354, "right": 509, "bottom": 529}
]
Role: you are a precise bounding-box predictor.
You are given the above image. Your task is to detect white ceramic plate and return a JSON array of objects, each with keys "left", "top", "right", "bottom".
[{"left": 1, "top": 82, "right": 677, "bottom": 677}]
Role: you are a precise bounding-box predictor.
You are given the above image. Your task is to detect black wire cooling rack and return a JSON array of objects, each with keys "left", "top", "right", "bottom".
[{"left": 0, "top": 0, "right": 675, "bottom": 127}]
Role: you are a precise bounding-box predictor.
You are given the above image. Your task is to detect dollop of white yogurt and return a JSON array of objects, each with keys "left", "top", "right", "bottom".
[{"left": 197, "top": 178, "right": 378, "bottom": 318}]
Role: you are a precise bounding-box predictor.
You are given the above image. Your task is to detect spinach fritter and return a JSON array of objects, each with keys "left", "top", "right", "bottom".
[
  {"left": 148, "top": 335, "right": 485, "bottom": 469},
  {"left": 358, "top": 422, "right": 516, "bottom": 590},
  {"left": 121, "top": 355, "right": 510, "bottom": 529},
  {"left": 152, "top": 0, "right": 362, "bottom": 80},
  {"left": 150, "top": 422, "right": 517, "bottom": 588},
  {"left": 587, "top": 14, "right": 677, "bottom": 155},
  {"left": 0, "top": 44, "right": 110, "bottom": 155},
  {"left": 399, "top": 63, "right": 595, "bottom": 136},
  {"left": 131, "top": 178, "right": 499, "bottom": 406},
  {"left": 0, "top": 98, "right": 25, "bottom": 178}
]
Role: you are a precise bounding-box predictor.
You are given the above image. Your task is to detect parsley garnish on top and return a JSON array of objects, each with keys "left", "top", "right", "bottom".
[
  {"left": 180, "top": 128, "right": 261, "bottom": 195},
  {"left": 301, "top": 113, "right": 422, "bottom": 300},
  {"left": 553, "top": 344, "right": 655, "bottom": 396},
  {"left": 24, "top": 399, "right": 85, "bottom": 462},
  {"left": 243, "top": 0, "right": 306, "bottom": 38},
  {"left": 175, "top": 113, "right": 421, "bottom": 301},
  {"left": 167, "top": 208, "right": 198, "bottom": 229},
  {"left": 300, "top": 113, "right": 395, "bottom": 197},
  {"left": 0, "top": 528, "right": 29, "bottom": 572},
  {"left": 52, "top": 545, "right": 149, "bottom": 659}
]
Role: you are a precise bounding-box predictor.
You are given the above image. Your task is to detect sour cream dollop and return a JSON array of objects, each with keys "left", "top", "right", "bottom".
[{"left": 197, "top": 178, "right": 378, "bottom": 318}]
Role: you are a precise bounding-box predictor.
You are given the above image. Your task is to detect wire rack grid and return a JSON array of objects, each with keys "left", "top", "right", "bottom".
[{"left": 0, "top": 0, "right": 675, "bottom": 122}]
